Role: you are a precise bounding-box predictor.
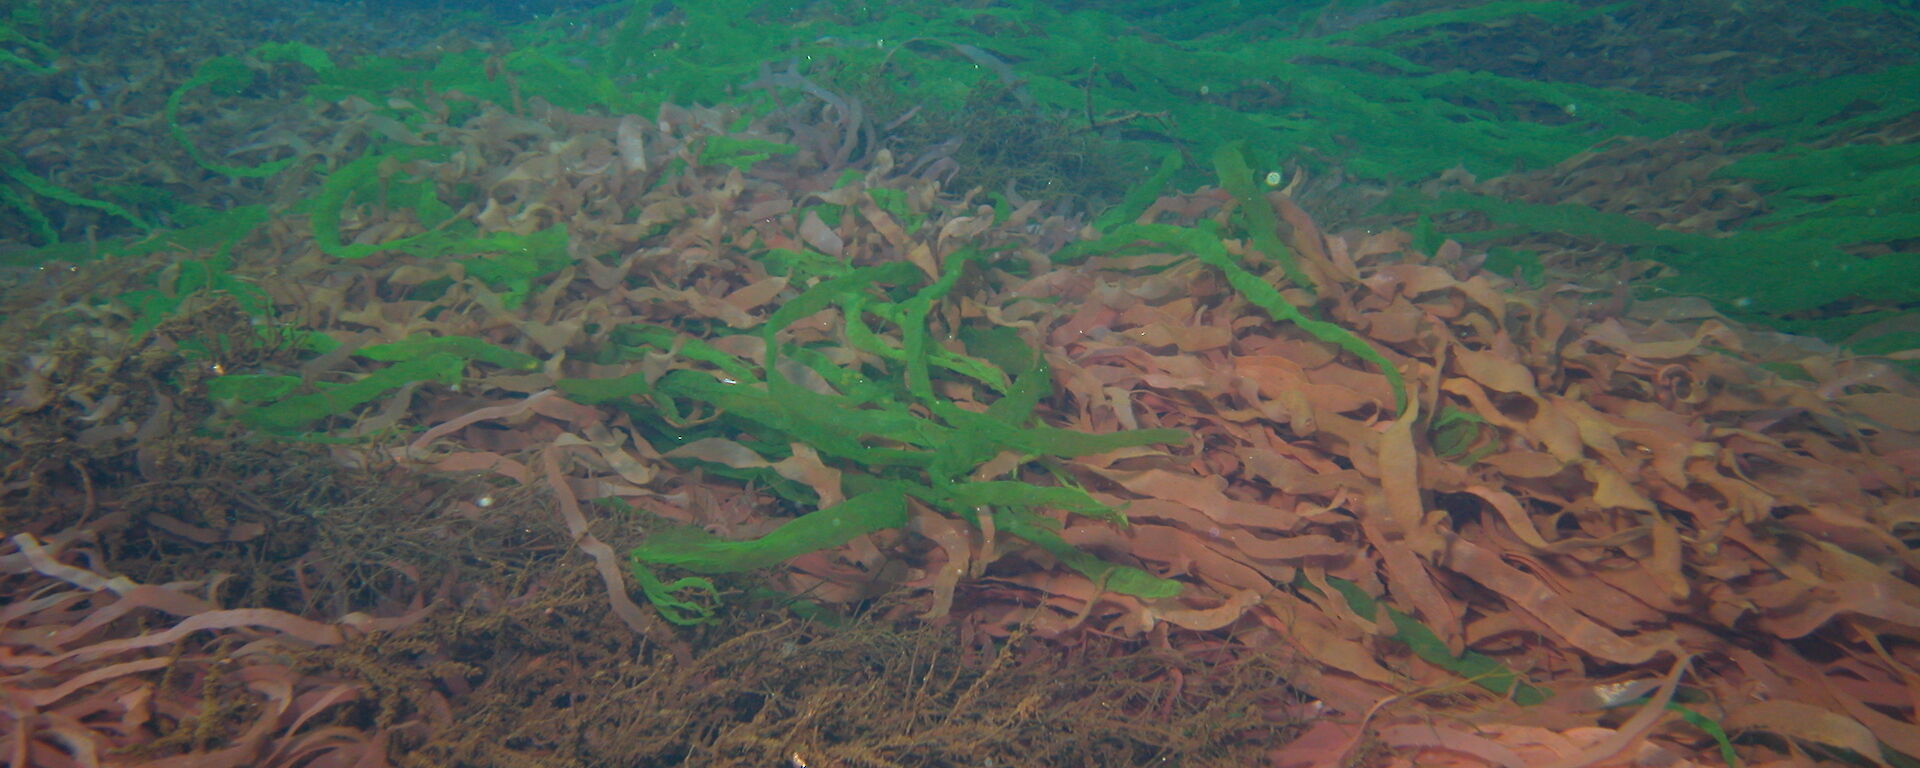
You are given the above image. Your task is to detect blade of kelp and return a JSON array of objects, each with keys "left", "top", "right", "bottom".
[
  {"left": 241, "top": 353, "right": 465, "bottom": 433},
  {"left": 114, "top": 251, "right": 259, "bottom": 336},
  {"left": 1391, "top": 190, "right": 1918, "bottom": 319},
  {"left": 1410, "top": 214, "right": 1444, "bottom": 258},
  {"left": 1430, "top": 406, "right": 1496, "bottom": 464},
  {"left": 911, "top": 356, "right": 1184, "bottom": 486},
  {"left": 607, "top": 323, "right": 758, "bottom": 383},
  {"left": 697, "top": 135, "right": 799, "bottom": 171},
  {"left": 922, "top": 399, "right": 1185, "bottom": 487},
  {"left": 309, "top": 148, "right": 556, "bottom": 262},
  {"left": 848, "top": 296, "right": 1010, "bottom": 393},
  {"left": 866, "top": 188, "right": 918, "bottom": 227},
  {"left": 1716, "top": 62, "right": 1920, "bottom": 143},
  {"left": 1663, "top": 703, "right": 1741, "bottom": 767},
  {"left": 557, "top": 372, "right": 654, "bottom": 404},
  {"left": 628, "top": 483, "right": 911, "bottom": 623},
  {"left": 731, "top": 241, "right": 1188, "bottom": 603},
  {"left": 357, "top": 334, "right": 540, "bottom": 371},
  {"left": 632, "top": 485, "right": 909, "bottom": 574},
  {"left": 1061, "top": 221, "right": 1408, "bottom": 416},
  {"left": 655, "top": 369, "right": 936, "bottom": 469},
  {"left": 936, "top": 481, "right": 1124, "bottom": 526},
  {"left": 168, "top": 248, "right": 272, "bottom": 315},
  {"left": 760, "top": 247, "right": 853, "bottom": 279},
  {"left": 0, "top": 182, "right": 56, "bottom": 246},
  {"left": 11, "top": 205, "right": 271, "bottom": 265},
  {"left": 982, "top": 347, "right": 1048, "bottom": 424},
  {"left": 897, "top": 251, "right": 1188, "bottom": 480},
  {"left": 207, "top": 374, "right": 302, "bottom": 403},
  {"left": 958, "top": 324, "right": 1039, "bottom": 379},
  {"left": 498, "top": 47, "right": 634, "bottom": 113},
  {"left": 899, "top": 248, "right": 985, "bottom": 403},
  {"left": 1320, "top": 0, "right": 1596, "bottom": 45},
  {"left": 782, "top": 345, "right": 895, "bottom": 406},
  {"left": 2, "top": 158, "right": 152, "bottom": 234},
  {"left": 0, "top": 23, "right": 58, "bottom": 73},
  {"left": 852, "top": 268, "right": 1185, "bottom": 463},
  {"left": 898, "top": 251, "right": 1036, "bottom": 485},
  {"left": 1322, "top": 576, "right": 1548, "bottom": 705},
  {"left": 1024, "top": 424, "right": 1191, "bottom": 456},
  {"left": 993, "top": 507, "right": 1182, "bottom": 599},
  {"left": 761, "top": 261, "right": 923, "bottom": 348},
  {"left": 241, "top": 332, "right": 539, "bottom": 432},
  {"left": 1213, "top": 141, "right": 1316, "bottom": 293},
  {"left": 627, "top": 561, "right": 722, "bottom": 626},
  {"left": 164, "top": 45, "right": 333, "bottom": 179},
  {"left": 557, "top": 372, "right": 813, "bottom": 474},
  {"left": 453, "top": 227, "right": 573, "bottom": 308},
  {"left": 1094, "top": 149, "right": 1185, "bottom": 233},
  {"left": 750, "top": 260, "right": 948, "bottom": 465},
  {"left": 843, "top": 296, "right": 908, "bottom": 363},
  {"left": 306, "top": 151, "right": 422, "bottom": 258}
]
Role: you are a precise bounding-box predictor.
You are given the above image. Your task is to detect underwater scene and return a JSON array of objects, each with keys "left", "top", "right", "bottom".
[{"left": 3, "top": 0, "right": 1920, "bottom": 765}]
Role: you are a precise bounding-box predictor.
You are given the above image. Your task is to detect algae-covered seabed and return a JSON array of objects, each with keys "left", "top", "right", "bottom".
[{"left": 4, "top": 0, "right": 1920, "bottom": 765}]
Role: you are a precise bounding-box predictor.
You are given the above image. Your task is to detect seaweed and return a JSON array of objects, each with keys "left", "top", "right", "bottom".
[
  {"left": 1319, "top": 575, "right": 1549, "bottom": 706},
  {"left": 1, "top": 151, "right": 153, "bottom": 243},
  {"left": 1059, "top": 218, "right": 1409, "bottom": 417},
  {"left": 240, "top": 353, "right": 466, "bottom": 433},
  {"left": 164, "top": 43, "right": 334, "bottom": 179},
  {"left": 9, "top": 4, "right": 1920, "bottom": 766},
  {"left": 0, "top": 18, "right": 56, "bottom": 73},
  {"left": 697, "top": 135, "right": 799, "bottom": 172},
  {"left": 356, "top": 334, "right": 541, "bottom": 371},
  {"left": 622, "top": 244, "right": 1191, "bottom": 614}
]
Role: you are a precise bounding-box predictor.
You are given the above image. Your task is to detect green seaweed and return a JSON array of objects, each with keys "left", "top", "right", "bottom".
[
  {"left": 1386, "top": 189, "right": 1919, "bottom": 323},
  {"left": 1059, "top": 220, "right": 1408, "bottom": 416},
  {"left": 5, "top": 205, "right": 270, "bottom": 269},
  {"left": 254, "top": 41, "right": 334, "bottom": 73},
  {"left": 698, "top": 135, "right": 799, "bottom": 171},
  {"left": 164, "top": 44, "right": 334, "bottom": 179},
  {"left": 624, "top": 232, "right": 1191, "bottom": 619},
  {"left": 25, "top": 0, "right": 1907, "bottom": 360},
  {"left": 628, "top": 557, "right": 723, "bottom": 626},
  {"left": 632, "top": 485, "right": 910, "bottom": 575},
  {"left": 1430, "top": 406, "right": 1495, "bottom": 465},
  {"left": 303, "top": 147, "right": 572, "bottom": 306},
  {"left": 1663, "top": 702, "right": 1741, "bottom": 767},
  {"left": 240, "top": 353, "right": 465, "bottom": 433},
  {"left": 556, "top": 372, "right": 654, "bottom": 404},
  {"left": 994, "top": 506, "right": 1183, "bottom": 599},
  {"left": 305, "top": 149, "right": 453, "bottom": 259},
  {"left": 1094, "top": 149, "right": 1184, "bottom": 233},
  {"left": 0, "top": 179, "right": 55, "bottom": 247},
  {"left": 606, "top": 324, "right": 760, "bottom": 383},
  {"left": 1321, "top": 1, "right": 1597, "bottom": 45},
  {"left": 208, "top": 374, "right": 303, "bottom": 403},
  {"left": 1480, "top": 246, "right": 1544, "bottom": 288},
  {"left": 1, "top": 153, "right": 153, "bottom": 237},
  {"left": 119, "top": 249, "right": 269, "bottom": 338},
  {"left": 0, "top": 20, "right": 57, "bottom": 73},
  {"left": 51, "top": 0, "right": 1914, "bottom": 648},
  {"left": 1213, "top": 141, "right": 1315, "bottom": 293},
  {"left": 1409, "top": 215, "right": 1443, "bottom": 259},
  {"left": 1321, "top": 576, "right": 1549, "bottom": 705},
  {"left": 454, "top": 228, "right": 574, "bottom": 308},
  {"left": 237, "top": 331, "right": 552, "bottom": 433},
  {"left": 357, "top": 335, "right": 541, "bottom": 371}
]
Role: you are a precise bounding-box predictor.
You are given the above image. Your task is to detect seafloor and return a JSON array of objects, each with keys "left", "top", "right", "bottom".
[{"left": 3, "top": 1, "right": 1919, "bottom": 766}]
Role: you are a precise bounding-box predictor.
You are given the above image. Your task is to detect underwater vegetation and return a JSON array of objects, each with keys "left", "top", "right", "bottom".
[
  {"left": 5, "top": 0, "right": 1918, "bottom": 357},
  {"left": 2, "top": 0, "right": 1919, "bottom": 766}
]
